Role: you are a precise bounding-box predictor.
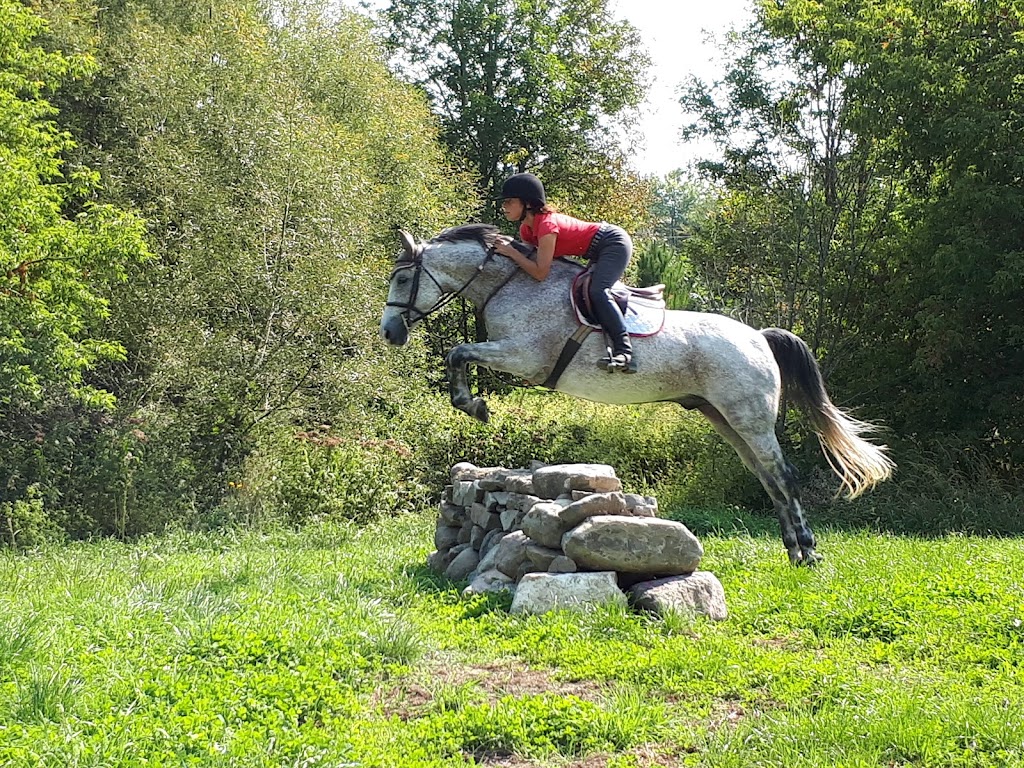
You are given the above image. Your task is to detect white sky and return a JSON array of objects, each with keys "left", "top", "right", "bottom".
[{"left": 610, "top": 0, "right": 755, "bottom": 176}]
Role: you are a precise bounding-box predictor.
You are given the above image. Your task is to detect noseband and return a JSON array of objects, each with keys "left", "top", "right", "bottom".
[{"left": 386, "top": 243, "right": 499, "bottom": 325}]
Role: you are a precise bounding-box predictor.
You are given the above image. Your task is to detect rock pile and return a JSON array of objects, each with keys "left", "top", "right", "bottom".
[{"left": 427, "top": 462, "right": 727, "bottom": 620}]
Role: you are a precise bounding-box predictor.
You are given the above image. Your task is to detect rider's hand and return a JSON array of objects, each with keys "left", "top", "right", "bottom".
[{"left": 494, "top": 237, "right": 518, "bottom": 258}]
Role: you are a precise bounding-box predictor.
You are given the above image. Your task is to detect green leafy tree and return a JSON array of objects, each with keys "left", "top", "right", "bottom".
[
  {"left": 0, "top": 0, "right": 149, "bottom": 532},
  {"left": 834, "top": 0, "right": 1024, "bottom": 457},
  {"left": 679, "top": 0, "right": 1024, "bottom": 468},
  {"left": 25, "top": 0, "right": 476, "bottom": 533},
  {"left": 679, "top": 7, "right": 900, "bottom": 368},
  {"left": 380, "top": 0, "right": 651, "bottom": 206}
]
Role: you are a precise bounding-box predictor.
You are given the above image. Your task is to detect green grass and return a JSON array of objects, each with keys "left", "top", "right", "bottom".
[{"left": 0, "top": 512, "right": 1022, "bottom": 767}]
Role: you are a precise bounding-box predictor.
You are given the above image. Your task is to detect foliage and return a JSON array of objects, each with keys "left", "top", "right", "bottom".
[
  {"left": 18, "top": 0, "right": 477, "bottom": 535},
  {"left": 678, "top": 5, "right": 901, "bottom": 364},
  {"left": 832, "top": 0, "right": 1024, "bottom": 458},
  {"left": 672, "top": 0, "right": 1024, "bottom": 469},
  {"left": 0, "top": 516, "right": 1022, "bottom": 766},
  {"left": 0, "top": 0, "right": 150, "bottom": 521},
  {"left": 380, "top": 0, "right": 650, "bottom": 193}
]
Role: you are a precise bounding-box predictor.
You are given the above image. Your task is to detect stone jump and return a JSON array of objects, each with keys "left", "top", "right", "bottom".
[{"left": 428, "top": 462, "right": 727, "bottom": 620}]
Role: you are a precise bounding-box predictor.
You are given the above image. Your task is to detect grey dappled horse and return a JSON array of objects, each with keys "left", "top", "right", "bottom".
[{"left": 380, "top": 224, "right": 894, "bottom": 565}]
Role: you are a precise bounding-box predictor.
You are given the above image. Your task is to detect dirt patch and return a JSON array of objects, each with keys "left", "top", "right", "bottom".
[
  {"left": 371, "top": 656, "right": 607, "bottom": 721},
  {"left": 439, "top": 659, "right": 608, "bottom": 702},
  {"left": 468, "top": 743, "right": 698, "bottom": 768}
]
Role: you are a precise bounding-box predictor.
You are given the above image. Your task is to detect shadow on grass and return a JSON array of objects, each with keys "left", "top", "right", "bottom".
[{"left": 404, "top": 563, "right": 514, "bottom": 616}]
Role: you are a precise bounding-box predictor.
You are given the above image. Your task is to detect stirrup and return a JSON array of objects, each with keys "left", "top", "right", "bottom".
[{"left": 602, "top": 352, "right": 637, "bottom": 374}]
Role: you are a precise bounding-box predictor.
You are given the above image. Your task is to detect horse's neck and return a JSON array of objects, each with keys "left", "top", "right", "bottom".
[{"left": 434, "top": 247, "right": 520, "bottom": 306}]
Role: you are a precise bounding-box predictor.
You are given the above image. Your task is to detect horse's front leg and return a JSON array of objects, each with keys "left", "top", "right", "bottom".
[{"left": 445, "top": 340, "right": 540, "bottom": 423}]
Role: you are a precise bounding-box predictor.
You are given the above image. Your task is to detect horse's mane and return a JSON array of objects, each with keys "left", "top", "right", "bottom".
[{"left": 431, "top": 223, "right": 499, "bottom": 247}]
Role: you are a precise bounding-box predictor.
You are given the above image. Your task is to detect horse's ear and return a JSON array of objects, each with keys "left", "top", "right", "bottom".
[{"left": 398, "top": 230, "right": 418, "bottom": 259}]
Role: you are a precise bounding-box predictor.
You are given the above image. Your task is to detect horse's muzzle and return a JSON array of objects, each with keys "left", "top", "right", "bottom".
[{"left": 380, "top": 314, "right": 409, "bottom": 346}]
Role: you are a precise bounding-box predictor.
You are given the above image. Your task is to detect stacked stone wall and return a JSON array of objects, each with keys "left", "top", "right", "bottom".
[{"left": 427, "top": 462, "right": 727, "bottom": 619}]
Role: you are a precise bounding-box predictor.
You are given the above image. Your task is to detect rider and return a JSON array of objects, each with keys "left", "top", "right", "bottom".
[{"left": 492, "top": 172, "right": 636, "bottom": 373}]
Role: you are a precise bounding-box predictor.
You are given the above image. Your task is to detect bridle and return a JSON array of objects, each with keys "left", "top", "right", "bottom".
[{"left": 385, "top": 239, "right": 511, "bottom": 326}]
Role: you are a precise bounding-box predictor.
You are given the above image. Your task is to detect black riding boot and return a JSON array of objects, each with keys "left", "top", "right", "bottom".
[{"left": 591, "top": 289, "right": 635, "bottom": 373}]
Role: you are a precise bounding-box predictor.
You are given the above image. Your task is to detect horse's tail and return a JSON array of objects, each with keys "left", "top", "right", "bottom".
[{"left": 762, "top": 328, "right": 895, "bottom": 498}]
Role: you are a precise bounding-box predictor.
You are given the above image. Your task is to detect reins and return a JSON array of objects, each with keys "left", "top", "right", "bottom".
[{"left": 387, "top": 242, "right": 515, "bottom": 325}]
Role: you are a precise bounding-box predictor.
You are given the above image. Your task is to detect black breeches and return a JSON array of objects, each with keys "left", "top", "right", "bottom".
[{"left": 587, "top": 225, "right": 632, "bottom": 356}]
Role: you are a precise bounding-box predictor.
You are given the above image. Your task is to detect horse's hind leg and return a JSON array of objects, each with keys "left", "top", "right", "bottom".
[{"left": 696, "top": 404, "right": 820, "bottom": 566}]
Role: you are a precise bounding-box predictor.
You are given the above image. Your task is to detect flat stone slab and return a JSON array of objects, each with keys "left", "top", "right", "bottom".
[
  {"left": 510, "top": 571, "right": 626, "bottom": 615},
  {"left": 532, "top": 464, "right": 622, "bottom": 499},
  {"left": 561, "top": 515, "right": 702, "bottom": 575},
  {"left": 629, "top": 572, "right": 728, "bottom": 621}
]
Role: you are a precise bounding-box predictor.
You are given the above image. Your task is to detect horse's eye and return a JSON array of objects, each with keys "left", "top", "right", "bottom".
[{"left": 396, "top": 275, "right": 409, "bottom": 285}]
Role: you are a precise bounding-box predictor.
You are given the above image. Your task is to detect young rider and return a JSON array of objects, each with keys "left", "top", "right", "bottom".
[{"left": 492, "top": 172, "right": 636, "bottom": 373}]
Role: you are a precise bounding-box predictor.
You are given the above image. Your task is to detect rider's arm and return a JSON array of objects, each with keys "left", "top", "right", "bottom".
[{"left": 497, "top": 233, "right": 556, "bottom": 281}]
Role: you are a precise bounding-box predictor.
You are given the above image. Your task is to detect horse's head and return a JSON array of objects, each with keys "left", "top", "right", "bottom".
[
  {"left": 380, "top": 230, "right": 428, "bottom": 346},
  {"left": 380, "top": 225, "right": 499, "bottom": 346}
]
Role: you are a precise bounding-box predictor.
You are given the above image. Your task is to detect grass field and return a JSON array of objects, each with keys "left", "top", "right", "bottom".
[{"left": 0, "top": 509, "right": 1022, "bottom": 767}]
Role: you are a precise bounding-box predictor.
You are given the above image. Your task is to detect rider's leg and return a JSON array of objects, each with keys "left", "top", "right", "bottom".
[{"left": 587, "top": 226, "right": 634, "bottom": 371}]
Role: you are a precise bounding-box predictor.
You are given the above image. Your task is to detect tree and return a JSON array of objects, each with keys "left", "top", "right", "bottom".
[
  {"left": 21, "top": 0, "right": 478, "bottom": 534},
  {"left": 678, "top": 7, "right": 900, "bottom": 367},
  {"left": 380, "top": 0, "right": 651, "bottom": 205},
  {"left": 836, "top": 0, "right": 1024, "bottom": 458},
  {"left": 676, "top": 0, "right": 1024, "bottom": 468},
  {"left": 0, "top": 0, "right": 149, "bottom": 530}
]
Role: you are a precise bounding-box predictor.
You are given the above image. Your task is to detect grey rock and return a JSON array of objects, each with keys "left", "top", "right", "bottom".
[
  {"left": 445, "top": 547, "right": 479, "bottom": 581},
  {"left": 462, "top": 568, "right": 515, "bottom": 596},
  {"left": 434, "top": 524, "right": 461, "bottom": 551},
  {"left": 479, "top": 529, "right": 506, "bottom": 558},
  {"left": 470, "top": 525, "right": 487, "bottom": 550},
  {"left": 469, "top": 503, "right": 501, "bottom": 531},
  {"left": 559, "top": 492, "right": 627, "bottom": 527},
  {"left": 503, "top": 470, "right": 535, "bottom": 495},
  {"left": 493, "top": 530, "right": 530, "bottom": 579},
  {"left": 500, "top": 506, "right": 527, "bottom": 532},
  {"left": 469, "top": 531, "right": 505, "bottom": 580},
  {"left": 451, "top": 463, "right": 506, "bottom": 485},
  {"left": 526, "top": 543, "right": 563, "bottom": 571},
  {"left": 457, "top": 519, "right": 473, "bottom": 544},
  {"left": 477, "top": 473, "right": 509, "bottom": 491},
  {"left": 506, "top": 492, "right": 541, "bottom": 512},
  {"left": 562, "top": 516, "right": 703, "bottom": 575},
  {"left": 483, "top": 491, "right": 510, "bottom": 510},
  {"left": 450, "top": 461, "right": 478, "bottom": 483},
  {"left": 426, "top": 549, "right": 449, "bottom": 573},
  {"left": 532, "top": 464, "right": 622, "bottom": 499},
  {"left": 515, "top": 559, "right": 544, "bottom": 581},
  {"left": 452, "top": 480, "right": 479, "bottom": 507},
  {"left": 521, "top": 501, "right": 570, "bottom": 548},
  {"left": 629, "top": 572, "right": 728, "bottom": 621},
  {"left": 548, "top": 555, "right": 577, "bottom": 573},
  {"left": 438, "top": 502, "right": 466, "bottom": 525},
  {"left": 510, "top": 572, "right": 626, "bottom": 615}
]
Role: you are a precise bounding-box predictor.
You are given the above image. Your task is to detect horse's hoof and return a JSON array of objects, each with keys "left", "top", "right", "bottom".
[
  {"left": 469, "top": 398, "right": 490, "bottom": 423},
  {"left": 802, "top": 550, "right": 824, "bottom": 567},
  {"left": 790, "top": 550, "right": 823, "bottom": 567}
]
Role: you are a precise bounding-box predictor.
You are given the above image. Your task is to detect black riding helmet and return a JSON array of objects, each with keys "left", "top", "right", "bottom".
[{"left": 496, "top": 173, "right": 546, "bottom": 206}]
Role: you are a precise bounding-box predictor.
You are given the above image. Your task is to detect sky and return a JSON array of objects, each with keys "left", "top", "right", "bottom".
[{"left": 609, "top": 0, "right": 755, "bottom": 176}]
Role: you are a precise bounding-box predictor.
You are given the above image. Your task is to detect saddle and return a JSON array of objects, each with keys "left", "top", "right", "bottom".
[{"left": 570, "top": 270, "right": 666, "bottom": 337}]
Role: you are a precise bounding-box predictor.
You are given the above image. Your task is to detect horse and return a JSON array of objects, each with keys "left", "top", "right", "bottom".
[{"left": 379, "top": 223, "right": 894, "bottom": 565}]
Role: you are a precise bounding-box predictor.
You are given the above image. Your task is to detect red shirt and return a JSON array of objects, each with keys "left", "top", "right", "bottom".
[{"left": 519, "top": 212, "right": 601, "bottom": 258}]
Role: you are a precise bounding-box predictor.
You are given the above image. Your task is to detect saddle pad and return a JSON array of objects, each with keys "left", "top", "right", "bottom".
[{"left": 570, "top": 272, "right": 665, "bottom": 338}]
